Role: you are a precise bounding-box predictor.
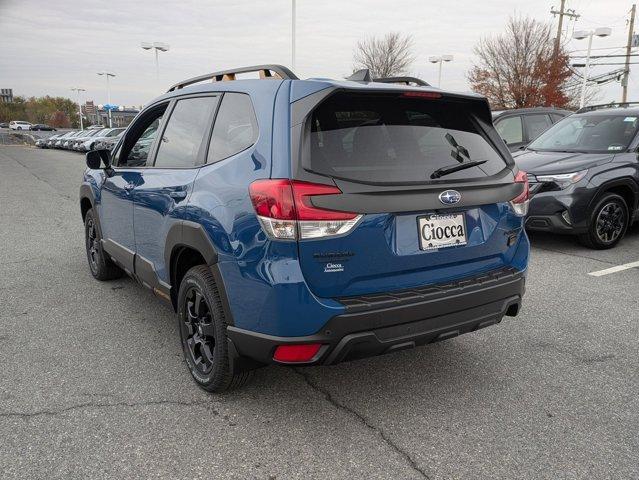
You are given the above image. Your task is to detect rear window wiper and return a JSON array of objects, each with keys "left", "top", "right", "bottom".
[{"left": 430, "top": 160, "right": 487, "bottom": 179}]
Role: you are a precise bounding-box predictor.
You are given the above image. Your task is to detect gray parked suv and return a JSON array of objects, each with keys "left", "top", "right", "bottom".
[
  {"left": 493, "top": 107, "right": 571, "bottom": 152},
  {"left": 513, "top": 104, "right": 639, "bottom": 249}
]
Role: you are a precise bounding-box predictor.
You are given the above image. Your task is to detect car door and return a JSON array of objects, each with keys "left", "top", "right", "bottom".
[
  {"left": 494, "top": 115, "right": 525, "bottom": 151},
  {"left": 98, "top": 104, "right": 168, "bottom": 273},
  {"left": 132, "top": 94, "right": 220, "bottom": 288}
]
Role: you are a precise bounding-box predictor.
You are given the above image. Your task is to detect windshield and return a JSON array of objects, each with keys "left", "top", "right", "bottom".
[
  {"left": 528, "top": 114, "right": 639, "bottom": 153},
  {"left": 308, "top": 93, "right": 507, "bottom": 184},
  {"left": 106, "top": 128, "right": 124, "bottom": 137}
]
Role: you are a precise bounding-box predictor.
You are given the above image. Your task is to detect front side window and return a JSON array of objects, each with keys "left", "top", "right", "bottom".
[
  {"left": 115, "top": 105, "right": 167, "bottom": 167},
  {"left": 524, "top": 114, "right": 552, "bottom": 142},
  {"left": 155, "top": 96, "right": 219, "bottom": 168},
  {"left": 308, "top": 92, "right": 507, "bottom": 184},
  {"left": 495, "top": 116, "right": 523, "bottom": 145},
  {"left": 207, "top": 93, "right": 258, "bottom": 164},
  {"left": 528, "top": 114, "right": 639, "bottom": 153}
]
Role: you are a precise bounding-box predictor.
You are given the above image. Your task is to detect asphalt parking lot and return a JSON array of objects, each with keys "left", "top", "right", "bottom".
[{"left": 1, "top": 145, "right": 638, "bottom": 480}]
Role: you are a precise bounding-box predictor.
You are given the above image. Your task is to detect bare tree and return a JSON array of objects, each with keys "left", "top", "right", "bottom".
[
  {"left": 468, "top": 16, "right": 589, "bottom": 109},
  {"left": 353, "top": 32, "right": 415, "bottom": 78}
]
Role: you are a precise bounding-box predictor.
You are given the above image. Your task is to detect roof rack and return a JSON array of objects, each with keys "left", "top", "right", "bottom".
[
  {"left": 168, "top": 64, "right": 298, "bottom": 92},
  {"left": 576, "top": 102, "right": 639, "bottom": 113},
  {"left": 373, "top": 76, "right": 430, "bottom": 87}
]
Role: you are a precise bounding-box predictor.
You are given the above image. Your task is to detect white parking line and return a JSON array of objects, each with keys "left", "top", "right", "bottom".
[{"left": 588, "top": 260, "right": 639, "bottom": 277}]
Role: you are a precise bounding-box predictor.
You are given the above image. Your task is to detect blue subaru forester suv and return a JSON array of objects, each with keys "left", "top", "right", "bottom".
[{"left": 80, "top": 65, "right": 530, "bottom": 392}]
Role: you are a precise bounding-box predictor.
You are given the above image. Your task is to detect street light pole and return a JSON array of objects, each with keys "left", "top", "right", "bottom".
[
  {"left": 428, "top": 55, "right": 453, "bottom": 87},
  {"left": 97, "top": 72, "right": 116, "bottom": 127},
  {"left": 580, "top": 33, "right": 594, "bottom": 109},
  {"left": 291, "top": 0, "right": 296, "bottom": 71},
  {"left": 573, "top": 28, "right": 612, "bottom": 109},
  {"left": 141, "top": 42, "right": 170, "bottom": 81},
  {"left": 70, "top": 87, "right": 86, "bottom": 130}
]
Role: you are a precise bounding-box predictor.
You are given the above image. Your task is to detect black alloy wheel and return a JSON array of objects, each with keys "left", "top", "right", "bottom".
[
  {"left": 83, "top": 208, "right": 123, "bottom": 280},
  {"left": 181, "top": 287, "right": 217, "bottom": 376},
  {"left": 595, "top": 202, "right": 625, "bottom": 244},
  {"left": 177, "top": 265, "right": 253, "bottom": 392},
  {"left": 86, "top": 217, "right": 99, "bottom": 275},
  {"left": 579, "top": 193, "right": 629, "bottom": 249}
]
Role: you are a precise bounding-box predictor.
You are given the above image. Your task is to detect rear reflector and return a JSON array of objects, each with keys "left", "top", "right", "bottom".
[
  {"left": 273, "top": 343, "right": 323, "bottom": 363},
  {"left": 510, "top": 170, "right": 529, "bottom": 216},
  {"left": 249, "top": 179, "right": 362, "bottom": 240}
]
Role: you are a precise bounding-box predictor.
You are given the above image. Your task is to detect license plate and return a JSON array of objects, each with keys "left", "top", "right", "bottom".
[{"left": 418, "top": 213, "right": 467, "bottom": 251}]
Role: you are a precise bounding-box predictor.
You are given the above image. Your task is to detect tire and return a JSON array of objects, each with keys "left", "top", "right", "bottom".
[
  {"left": 578, "top": 193, "right": 629, "bottom": 249},
  {"left": 84, "top": 208, "right": 124, "bottom": 280},
  {"left": 177, "top": 265, "right": 252, "bottom": 393},
  {"left": 17, "top": 127, "right": 22, "bottom": 130}
]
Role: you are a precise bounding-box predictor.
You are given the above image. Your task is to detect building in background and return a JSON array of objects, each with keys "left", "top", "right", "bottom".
[
  {"left": 82, "top": 100, "right": 139, "bottom": 127},
  {"left": 0, "top": 89, "right": 14, "bottom": 103}
]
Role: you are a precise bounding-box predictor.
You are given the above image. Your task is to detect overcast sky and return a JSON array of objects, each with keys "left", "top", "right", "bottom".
[{"left": 0, "top": 0, "right": 637, "bottom": 107}]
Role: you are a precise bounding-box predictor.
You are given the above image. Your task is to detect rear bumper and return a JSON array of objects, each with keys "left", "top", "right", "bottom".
[{"left": 227, "top": 266, "right": 525, "bottom": 366}]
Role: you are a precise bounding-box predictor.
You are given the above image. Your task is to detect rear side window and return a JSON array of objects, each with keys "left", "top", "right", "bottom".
[
  {"left": 307, "top": 93, "right": 507, "bottom": 184},
  {"left": 154, "top": 96, "right": 219, "bottom": 168},
  {"left": 495, "top": 116, "right": 523, "bottom": 145},
  {"left": 207, "top": 93, "right": 258, "bottom": 164}
]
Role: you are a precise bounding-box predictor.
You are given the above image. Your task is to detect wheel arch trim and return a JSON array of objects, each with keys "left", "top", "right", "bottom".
[
  {"left": 164, "top": 221, "right": 233, "bottom": 319},
  {"left": 164, "top": 220, "right": 218, "bottom": 274},
  {"left": 587, "top": 177, "right": 639, "bottom": 213}
]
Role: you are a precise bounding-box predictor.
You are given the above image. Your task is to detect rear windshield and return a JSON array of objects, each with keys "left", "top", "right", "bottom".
[
  {"left": 307, "top": 92, "right": 507, "bottom": 184},
  {"left": 528, "top": 114, "right": 639, "bottom": 153}
]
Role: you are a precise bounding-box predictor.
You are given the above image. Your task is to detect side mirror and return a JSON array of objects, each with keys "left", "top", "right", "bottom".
[{"left": 86, "top": 149, "right": 112, "bottom": 170}]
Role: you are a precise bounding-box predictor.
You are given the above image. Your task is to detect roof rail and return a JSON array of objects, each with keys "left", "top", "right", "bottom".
[
  {"left": 576, "top": 101, "right": 639, "bottom": 113},
  {"left": 167, "top": 64, "right": 298, "bottom": 92},
  {"left": 373, "top": 76, "right": 430, "bottom": 87}
]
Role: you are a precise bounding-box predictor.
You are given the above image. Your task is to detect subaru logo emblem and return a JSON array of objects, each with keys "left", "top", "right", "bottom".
[{"left": 439, "top": 190, "right": 461, "bottom": 205}]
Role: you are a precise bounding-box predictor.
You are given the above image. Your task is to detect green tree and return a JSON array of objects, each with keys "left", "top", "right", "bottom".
[{"left": 0, "top": 95, "right": 78, "bottom": 127}]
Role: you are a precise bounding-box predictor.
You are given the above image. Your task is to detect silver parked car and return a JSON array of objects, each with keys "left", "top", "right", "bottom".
[{"left": 79, "top": 127, "right": 125, "bottom": 152}]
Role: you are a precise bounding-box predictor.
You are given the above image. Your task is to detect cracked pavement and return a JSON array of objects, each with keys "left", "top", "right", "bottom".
[{"left": 1, "top": 146, "right": 638, "bottom": 479}]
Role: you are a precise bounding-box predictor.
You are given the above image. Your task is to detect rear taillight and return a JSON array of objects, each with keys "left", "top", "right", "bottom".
[
  {"left": 249, "top": 179, "right": 362, "bottom": 240},
  {"left": 510, "top": 170, "right": 529, "bottom": 216}
]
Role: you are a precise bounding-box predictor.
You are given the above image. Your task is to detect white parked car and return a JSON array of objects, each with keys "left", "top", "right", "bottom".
[{"left": 9, "top": 120, "right": 32, "bottom": 131}]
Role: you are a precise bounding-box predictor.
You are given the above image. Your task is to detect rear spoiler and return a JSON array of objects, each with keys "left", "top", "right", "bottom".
[{"left": 373, "top": 76, "right": 431, "bottom": 87}]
